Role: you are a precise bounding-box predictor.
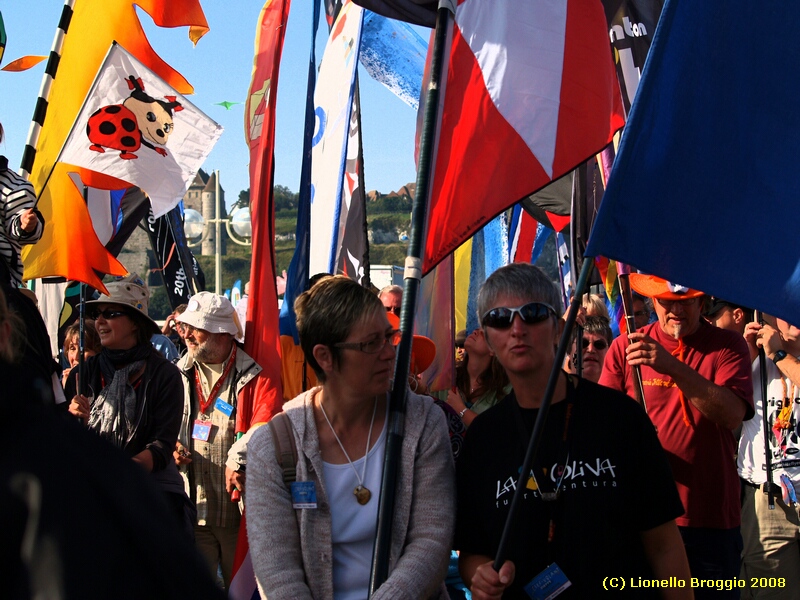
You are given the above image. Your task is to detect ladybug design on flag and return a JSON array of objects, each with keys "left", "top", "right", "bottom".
[{"left": 86, "top": 76, "right": 183, "bottom": 160}]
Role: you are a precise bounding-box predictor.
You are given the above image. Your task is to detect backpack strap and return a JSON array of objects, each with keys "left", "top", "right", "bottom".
[{"left": 268, "top": 412, "right": 298, "bottom": 486}]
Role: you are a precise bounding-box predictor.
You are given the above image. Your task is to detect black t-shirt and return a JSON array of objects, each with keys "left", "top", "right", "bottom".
[{"left": 455, "top": 376, "right": 684, "bottom": 598}]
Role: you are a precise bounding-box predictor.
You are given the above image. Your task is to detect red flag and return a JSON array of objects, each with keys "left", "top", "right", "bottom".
[
  {"left": 230, "top": 3, "right": 291, "bottom": 598},
  {"left": 423, "top": 0, "right": 624, "bottom": 273},
  {"left": 239, "top": 0, "right": 291, "bottom": 433}
]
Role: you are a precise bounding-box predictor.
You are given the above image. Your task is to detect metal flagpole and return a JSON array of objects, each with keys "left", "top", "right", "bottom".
[
  {"left": 755, "top": 311, "right": 778, "bottom": 509},
  {"left": 492, "top": 257, "right": 594, "bottom": 571},
  {"left": 368, "top": 5, "right": 453, "bottom": 594}
]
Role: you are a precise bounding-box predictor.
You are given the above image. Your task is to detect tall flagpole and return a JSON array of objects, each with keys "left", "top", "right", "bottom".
[
  {"left": 618, "top": 272, "right": 647, "bottom": 408},
  {"left": 20, "top": 0, "right": 75, "bottom": 178},
  {"left": 369, "top": 5, "right": 452, "bottom": 594}
]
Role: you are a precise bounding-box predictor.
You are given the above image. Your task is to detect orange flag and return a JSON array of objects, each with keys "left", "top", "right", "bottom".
[
  {"left": 1, "top": 55, "right": 47, "bottom": 72},
  {"left": 21, "top": 0, "right": 208, "bottom": 291}
]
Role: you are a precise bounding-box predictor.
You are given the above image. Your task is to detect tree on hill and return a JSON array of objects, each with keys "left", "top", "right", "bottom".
[{"left": 235, "top": 186, "right": 299, "bottom": 213}]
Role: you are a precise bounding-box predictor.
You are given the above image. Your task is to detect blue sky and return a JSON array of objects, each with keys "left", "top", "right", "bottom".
[{"left": 0, "top": 1, "right": 424, "bottom": 206}]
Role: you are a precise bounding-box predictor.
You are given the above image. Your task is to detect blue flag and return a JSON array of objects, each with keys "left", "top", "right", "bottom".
[
  {"left": 279, "top": 0, "right": 321, "bottom": 342},
  {"left": 586, "top": 0, "right": 800, "bottom": 324}
]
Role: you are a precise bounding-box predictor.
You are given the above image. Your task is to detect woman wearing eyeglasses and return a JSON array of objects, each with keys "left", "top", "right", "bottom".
[
  {"left": 246, "top": 276, "right": 455, "bottom": 600},
  {"left": 64, "top": 273, "right": 191, "bottom": 538},
  {"left": 563, "top": 315, "right": 612, "bottom": 384},
  {"left": 455, "top": 263, "right": 691, "bottom": 600}
]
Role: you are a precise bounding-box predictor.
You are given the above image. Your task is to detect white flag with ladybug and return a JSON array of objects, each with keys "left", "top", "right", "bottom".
[{"left": 60, "top": 42, "right": 223, "bottom": 217}]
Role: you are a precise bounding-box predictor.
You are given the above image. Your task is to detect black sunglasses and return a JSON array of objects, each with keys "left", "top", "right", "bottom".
[
  {"left": 89, "top": 308, "right": 129, "bottom": 320},
  {"left": 481, "top": 302, "right": 555, "bottom": 329},
  {"left": 580, "top": 337, "right": 608, "bottom": 351},
  {"left": 385, "top": 305, "right": 401, "bottom": 316}
]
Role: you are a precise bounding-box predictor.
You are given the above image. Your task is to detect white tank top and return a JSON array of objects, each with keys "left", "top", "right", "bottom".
[{"left": 322, "top": 421, "right": 387, "bottom": 600}]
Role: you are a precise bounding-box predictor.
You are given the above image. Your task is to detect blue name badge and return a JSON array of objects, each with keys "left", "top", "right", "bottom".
[
  {"left": 191, "top": 419, "right": 212, "bottom": 442},
  {"left": 214, "top": 397, "right": 234, "bottom": 417},
  {"left": 524, "top": 563, "right": 572, "bottom": 600},
  {"left": 291, "top": 481, "right": 318, "bottom": 509}
]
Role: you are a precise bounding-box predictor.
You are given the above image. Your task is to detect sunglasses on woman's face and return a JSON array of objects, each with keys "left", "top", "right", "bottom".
[
  {"left": 580, "top": 337, "right": 608, "bottom": 351},
  {"left": 89, "top": 308, "right": 129, "bottom": 320},
  {"left": 481, "top": 302, "right": 556, "bottom": 329}
]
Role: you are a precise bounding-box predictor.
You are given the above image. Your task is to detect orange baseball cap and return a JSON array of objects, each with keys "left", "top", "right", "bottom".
[
  {"left": 411, "top": 335, "right": 437, "bottom": 374},
  {"left": 628, "top": 274, "right": 704, "bottom": 301},
  {"left": 385, "top": 312, "right": 437, "bottom": 373}
]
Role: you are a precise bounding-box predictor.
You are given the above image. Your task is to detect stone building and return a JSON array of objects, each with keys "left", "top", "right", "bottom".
[{"left": 184, "top": 169, "right": 227, "bottom": 256}]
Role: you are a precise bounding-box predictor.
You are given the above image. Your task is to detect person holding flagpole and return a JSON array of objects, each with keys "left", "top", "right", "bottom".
[
  {"left": 600, "top": 275, "right": 754, "bottom": 598},
  {"left": 738, "top": 316, "right": 800, "bottom": 598},
  {"left": 246, "top": 276, "right": 455, "bottom": 599},
  {"left": 456, "top": 263, "right": 691, "bottom": 599},
  {"left": 1, "top": 120, "right": 63, "bottom": 406}
]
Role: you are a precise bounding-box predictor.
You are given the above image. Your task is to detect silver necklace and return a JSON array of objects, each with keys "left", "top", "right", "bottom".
[{"left": 320, "top": 395, "right": 378, "bottom": 505}]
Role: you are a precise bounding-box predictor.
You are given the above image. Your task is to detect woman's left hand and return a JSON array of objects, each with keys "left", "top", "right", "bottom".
[
  {"left": 446, "top": 389, "right": 467, "bottom": 414},
  {"left": 68, "top": 394, "right": 91, "bottom": 420}
]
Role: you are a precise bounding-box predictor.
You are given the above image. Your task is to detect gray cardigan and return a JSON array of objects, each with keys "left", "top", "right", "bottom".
[{"left": 246, "top": 388, "right": 455, "bottom": 600}]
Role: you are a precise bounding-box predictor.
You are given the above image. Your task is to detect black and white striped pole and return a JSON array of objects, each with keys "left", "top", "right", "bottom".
[{"left": 19, "top": 0, "right": 75, "bottom": 178}]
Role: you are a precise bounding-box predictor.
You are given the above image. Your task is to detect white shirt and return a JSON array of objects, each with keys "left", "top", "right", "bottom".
[
  {"left": 322, "top": 421, "right": 387, "bottom": 600},
  {"left": 738, "top": 355, "right": 800, "bottom": 485}
]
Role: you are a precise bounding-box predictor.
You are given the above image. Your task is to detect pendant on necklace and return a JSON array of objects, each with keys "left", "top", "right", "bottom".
[{"left": 354, "top": 485, "right": 371, "bottom": 505}]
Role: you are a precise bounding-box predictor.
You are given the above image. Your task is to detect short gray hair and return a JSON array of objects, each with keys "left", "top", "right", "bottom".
[
  {"left": 378, "top": 284, "right": 403, "bottom": 299},
  {"left": 477, "top": 263, "right": 563, "bottom": 325}
]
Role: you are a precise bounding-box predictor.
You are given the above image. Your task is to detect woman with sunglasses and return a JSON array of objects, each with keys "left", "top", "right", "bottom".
[
  {"left": 455, "top": 263, "right": 691, "bottom": 599},
  {"left": 65, "top": 273, "right": 191, "bottom": 538},
  {"left": 246, "top": 276, "right": 455, "bottom": 600},
  {"left": 564, "top": 315, "right": 612, "bottom": 383}
]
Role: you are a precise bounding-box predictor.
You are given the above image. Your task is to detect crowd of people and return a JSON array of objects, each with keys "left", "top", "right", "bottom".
[{"left": 1, "top": 136, "right": 798, "bottom": 599}]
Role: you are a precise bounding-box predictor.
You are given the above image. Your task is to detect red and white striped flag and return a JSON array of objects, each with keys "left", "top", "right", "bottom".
[{"left": 423, "top": 0, "right": 625, "bottom": 273}]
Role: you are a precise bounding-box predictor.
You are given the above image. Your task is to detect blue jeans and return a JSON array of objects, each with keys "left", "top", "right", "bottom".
[{"left": 679, "top": 526, "right": 743, "bottom": 599}]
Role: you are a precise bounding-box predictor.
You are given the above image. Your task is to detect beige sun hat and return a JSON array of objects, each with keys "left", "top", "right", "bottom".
[
  {"left": 177, "top": 291, "right": 242, "bottom": 337},
  {"left": 85, "top": 272, "right": 159, "bottom": 335}
]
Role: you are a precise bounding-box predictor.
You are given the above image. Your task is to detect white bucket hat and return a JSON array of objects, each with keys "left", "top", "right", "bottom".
[
  {"left": 177, "top": 291, "right": 241, "bottom": 337},
  {"left": 85, "top": 272, "right": 159, "bottom": 335}
]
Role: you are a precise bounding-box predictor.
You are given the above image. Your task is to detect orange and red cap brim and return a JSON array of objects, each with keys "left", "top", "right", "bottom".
[
  {"left": 385, "top": 311, "right": 437, "bottom": 373},
  {"left": 628, "top": 274, "right": 705, "bottom": 301}
]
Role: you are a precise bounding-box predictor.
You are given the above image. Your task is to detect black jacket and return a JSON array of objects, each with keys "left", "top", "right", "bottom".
[{"left": 65, "top": 347, "right": 183, "bottom": 472}]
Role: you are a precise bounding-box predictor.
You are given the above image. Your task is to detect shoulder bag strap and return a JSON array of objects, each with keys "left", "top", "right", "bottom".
[{"left": 268, "top": 412, "right": 298, "bottom": 486}]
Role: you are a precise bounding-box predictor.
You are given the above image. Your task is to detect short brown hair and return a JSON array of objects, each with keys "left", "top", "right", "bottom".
[
  {"left": 295, "top": 276, "right": 384, "bottom": 382},
  {"left": 63, "top": 320, "right": 103, "bottom": 355}
]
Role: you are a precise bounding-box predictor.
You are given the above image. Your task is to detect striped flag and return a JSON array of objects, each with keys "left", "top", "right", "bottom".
[
  {"left": 308, "top": 1, "right": 365, "bottom": 277},
  {"left": 422, "top": 0, "right": 624, "bottom": 273}
]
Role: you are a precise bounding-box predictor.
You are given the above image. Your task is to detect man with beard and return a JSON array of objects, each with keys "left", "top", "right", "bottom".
[
  {"left": 600, "top": 275, "right": 753, "bottom": 599},
  {"left": 174, "top": 292, "right": 264, "bottom": 589}
]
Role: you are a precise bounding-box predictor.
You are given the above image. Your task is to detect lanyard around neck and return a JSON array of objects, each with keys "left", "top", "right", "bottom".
[{"left": 194, "top": 345, "right": 237, "bottom": 414}]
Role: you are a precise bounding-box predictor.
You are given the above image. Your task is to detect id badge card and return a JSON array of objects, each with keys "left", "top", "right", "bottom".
[
  {"left": 214, "top": 397, "right": 234, "bottom": 417},
  {"left": 524, "top": 563, "right": 571, "bottom": 600},
  {"left": 192, "top": 419, "right": 212, "bottom": 442},
  {"left": 291, "top": 481, "right": 318, "bottom": 509}
]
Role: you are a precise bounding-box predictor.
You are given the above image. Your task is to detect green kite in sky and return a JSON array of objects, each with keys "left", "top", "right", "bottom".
[{"left": 214, "top": 101, "right": 242, "bottom": 110}]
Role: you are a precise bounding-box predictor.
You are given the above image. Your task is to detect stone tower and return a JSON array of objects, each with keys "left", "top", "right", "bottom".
[{"left": 200, "top": 171, "right": 226, "bottom": 257}]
